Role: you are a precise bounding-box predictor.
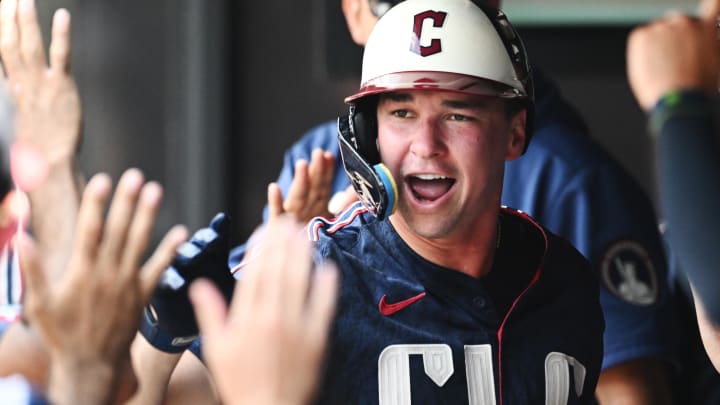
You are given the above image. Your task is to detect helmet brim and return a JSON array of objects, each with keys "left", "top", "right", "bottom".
[{"left": 345, "top": 71, "right": 527, "bottom": 104}]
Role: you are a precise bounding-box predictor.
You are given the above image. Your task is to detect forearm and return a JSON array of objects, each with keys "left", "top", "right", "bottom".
[
  {"left": 47, "top": 357, "right": 117, "bottom": 405},
  {"left": 691, "top": 287, "right": 720, "bottom": 373},
  {"left": 654, "top": 92, "right": 720, "bottom": 323},
  {"left": 28, "top": 158, "right": 83, "bottom": 272},
  {"left": 0, "top": 323, "right": 49, "bottom": 387},
  {"left": 126, "top": 334, "right": 183, "bottom": 405},
  {"left": 595, "top": 359, "right": 673, "bottom": 405}
]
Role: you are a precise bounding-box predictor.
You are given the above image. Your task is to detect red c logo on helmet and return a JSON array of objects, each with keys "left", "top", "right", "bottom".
[{"left": 411, "top": 11, "right": 447, "bottom": 57}]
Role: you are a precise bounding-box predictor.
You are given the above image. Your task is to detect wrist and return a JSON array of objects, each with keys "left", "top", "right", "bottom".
[
  {"left": 47, "top": 356, "right": 117, "bottom": 405},
  {"left": 648, "top": 89, "right": 713, "bottom": 135},
  {"left": 139, "top": 304, "right": 198, "bottom": 353}
]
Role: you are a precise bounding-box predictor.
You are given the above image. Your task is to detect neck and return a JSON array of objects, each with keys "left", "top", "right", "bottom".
[{"left": 389, "top": 211, "right": 500, "bottom": 278}]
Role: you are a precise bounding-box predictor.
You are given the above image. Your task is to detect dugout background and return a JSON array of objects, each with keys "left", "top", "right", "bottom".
[{"left": 37, "top": 0, "right": 658, "bottom": 246}]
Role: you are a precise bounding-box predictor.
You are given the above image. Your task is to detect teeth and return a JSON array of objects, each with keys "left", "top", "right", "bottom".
[{"left": 413, "top": 174, "right": 448, "bottom": 180}]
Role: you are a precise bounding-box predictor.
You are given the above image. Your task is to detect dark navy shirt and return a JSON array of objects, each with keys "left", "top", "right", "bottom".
[{"left": 306, "top": 204, "right": 603, "bottom": 404}]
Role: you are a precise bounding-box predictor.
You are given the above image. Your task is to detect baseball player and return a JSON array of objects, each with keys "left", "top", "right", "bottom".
[
  {"left": 139, "top": 1, "right": 604, "bottom": 403},
  {"left": 221, "top": 0, "right": 680, "bottom": 402},
  {"left": 304, "top": 1, "right": 604, "bottom": 401}
]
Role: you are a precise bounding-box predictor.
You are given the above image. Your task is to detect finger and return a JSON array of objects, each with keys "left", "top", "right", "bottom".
[
  {"left": 15, "top": 232, "right": 47, "bottom": 313},
  {"left": 305, "top": 262, "right": 339, "bottom": 347},
  {"left": 280, "top": 221, "right": 315, "bottom": 314},
  {"left": 699, "top": 0, "right": 720, "bottom": 22},
  {"left": 307, "top": 149, "right": 334, "bottom": 214},
  {"left": 48, "top": 8, "right": 71, "bottom": 74},
  {"left": 120, "top": 181, "right": 163, "bottom": 279},
  {"left": 18, "top": 0, "right": 47, "bottom": 72},
  {"left": 99, "top": 168, "right": 144, "bottom": 263},
  {"left": 328, "top": 186, "right": 359, "bottom": 215},
  {"left": 267, "top": 182, "right": 284, "bottom": 220},
  {"left": 189, "top": 278, "right": 229, "bottom": 342},
  {"left": 234, "top": 216, "right": 295, "bottom": 319},
  {"left": 0, "top": 0, "right": 23, "bottom": 77},
  {"left": 70, "top": 172, "right": 113, "bottom": 269},
  {"left": 139, "top": 224, "right": 188, "bottom": 300},
  {"left": 283, "top": 160, "right": 310, "bottom": 216},
  {"left": 246, "top": 218, "right": 293, "bottom": 308}
]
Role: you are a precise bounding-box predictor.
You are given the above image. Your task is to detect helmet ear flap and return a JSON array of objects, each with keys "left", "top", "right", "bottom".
[
  {"left": 337, "top": 106, "right": 397, "bottom": 220},
  {"left": 349, "top": 98, "right": 381, "bottom": 164}
]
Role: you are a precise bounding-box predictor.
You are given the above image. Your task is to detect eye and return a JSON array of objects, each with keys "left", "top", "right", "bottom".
[
  {"left": 448, "top": 113, "right": 473, "bottom": 122},
  {"left": 391, "top": 109, "right": 412, "bottom": 118}
]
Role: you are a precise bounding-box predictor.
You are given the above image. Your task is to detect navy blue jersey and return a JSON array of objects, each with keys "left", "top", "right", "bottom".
[
  {"left": 306, "top": 204, "right": 603, "bottom": 404},
  {"left": 231, "top": 69, "right": 679, "bottom": 371}
]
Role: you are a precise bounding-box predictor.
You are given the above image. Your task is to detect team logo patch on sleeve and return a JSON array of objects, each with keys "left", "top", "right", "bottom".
[{"left": 600, "top": 240, "right": 658, "bottom": 306}]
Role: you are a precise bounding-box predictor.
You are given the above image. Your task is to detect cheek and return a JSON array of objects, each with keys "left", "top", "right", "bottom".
[
  {"left": 454, "top": 126, "right": 509, "bottom": 170},
  {"left": 376, "top": 127, "right": 407, "bottom": 171}
]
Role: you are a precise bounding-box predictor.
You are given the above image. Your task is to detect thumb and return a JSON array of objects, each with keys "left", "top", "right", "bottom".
[{"left": 267, "top": 182, "right": 285, "bottom": 220}]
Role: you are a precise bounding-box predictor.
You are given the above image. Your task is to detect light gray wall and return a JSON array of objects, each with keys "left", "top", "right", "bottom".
[{"left": 37, "top": 0, "right": 229, "bottom": 241}]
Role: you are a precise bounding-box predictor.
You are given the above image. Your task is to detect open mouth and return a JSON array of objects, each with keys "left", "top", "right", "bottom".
[{"left": 407, "top": 174, "right": 456, "bottom": 202}]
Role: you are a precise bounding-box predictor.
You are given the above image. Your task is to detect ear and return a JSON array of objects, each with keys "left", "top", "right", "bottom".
[
  {"left": 504, "top": 109, "right": 527, "bottom": 161},
  {"left": 341, "top": 0, "right": 376, "bottom": 45}
]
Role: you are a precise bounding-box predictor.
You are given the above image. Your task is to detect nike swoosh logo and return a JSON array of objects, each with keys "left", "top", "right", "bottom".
[{"left": 379, "top": 292, "right": 427, "bottom": 316}]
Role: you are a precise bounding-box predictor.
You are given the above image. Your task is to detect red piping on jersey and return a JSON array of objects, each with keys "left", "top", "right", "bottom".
[
  {"left": 495, "top": 208, "right": 549, "bottom": 405},
  {"left": 231, "top": 204, "right": 369, "bottom": 276},
  {"left": 308, "top": 204, "right": 368, "bottom": 241}
]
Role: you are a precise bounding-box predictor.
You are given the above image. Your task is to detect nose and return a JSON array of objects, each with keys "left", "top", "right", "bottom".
[{"left": 409, "top": 118, "right": 445, "bottom": 159}]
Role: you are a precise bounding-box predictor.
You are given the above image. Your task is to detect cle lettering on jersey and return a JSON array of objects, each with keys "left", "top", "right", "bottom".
[{"left": 378, "top": 344, "right": 586, "bottom": 405}]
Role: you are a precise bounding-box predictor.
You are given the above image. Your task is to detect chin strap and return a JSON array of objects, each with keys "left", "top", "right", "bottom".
[{"left": 337, "top": 116, "right": 397, "bottom": 220}]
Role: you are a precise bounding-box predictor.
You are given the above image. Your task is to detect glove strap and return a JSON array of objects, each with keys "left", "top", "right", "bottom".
[{"left": 138, "top": 306, "right": 198, "bottom": 353}]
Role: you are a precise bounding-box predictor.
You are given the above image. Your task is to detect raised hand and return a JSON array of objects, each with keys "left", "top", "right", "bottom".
[
  {"left": 190, "top": 215, "right": 339, "bottom": 405},
  {"left": 627, "top": 0, "right": 720, "bottom": 110},
  {"left": 0, "top": 0, "right": 81, "bottom": 165},
  {"left": 0, "top": 0, "right": 83, "bottom": 281},
  {"left": 268, "top": 148, "right": 337, "bottom": 222},
  {"left": 17, "top": 169, "right": 187, "bottom": 405}
]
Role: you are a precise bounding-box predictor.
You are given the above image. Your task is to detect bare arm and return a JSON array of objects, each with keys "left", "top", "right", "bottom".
[
  {"left": 0, "top": 0, "right": 84, "bottom": 270},
  {"left": 692, "top": 287, "right": 720, "bottom": 372},
  {"left": 0, "top": 0, "right": 83, "bottom": 387},
  {"left": 18, "top": 170, "right": 186, "bottom": 405},
  {"left": 596, "top": 360, "right": 673, "bottom": 405}
]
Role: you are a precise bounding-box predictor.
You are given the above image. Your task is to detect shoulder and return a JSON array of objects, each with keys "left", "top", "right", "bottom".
[{"left": 308, "top": 202, "right": 372, "bottom": 247}]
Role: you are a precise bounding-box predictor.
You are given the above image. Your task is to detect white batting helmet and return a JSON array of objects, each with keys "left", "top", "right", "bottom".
[{"left": 346, "top": 0, "right": 533, "bottom": 104}]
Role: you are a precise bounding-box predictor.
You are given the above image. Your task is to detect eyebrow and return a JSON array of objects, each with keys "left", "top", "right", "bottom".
[
  {"left": 380, "top": 92, "right": 488, "bottom": 110},
  {"left": 381, "top": 92, "right": 414, "bottom": 103},
  {"left": 441, "top": 99, "right": 487, "bottom": 110}
]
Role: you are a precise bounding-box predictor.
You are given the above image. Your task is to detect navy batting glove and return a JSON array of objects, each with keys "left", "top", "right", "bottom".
[{"left": 139, "top": 213, "right": 236, "bottom": 353}]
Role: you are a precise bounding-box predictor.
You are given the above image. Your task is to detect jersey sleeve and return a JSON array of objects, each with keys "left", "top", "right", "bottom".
[
  {"left": 654, "top": 92, "right": 720, "bottom": 324},
  {"left": 546, "top": 162, "right": 680, "bottom": 370}
]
